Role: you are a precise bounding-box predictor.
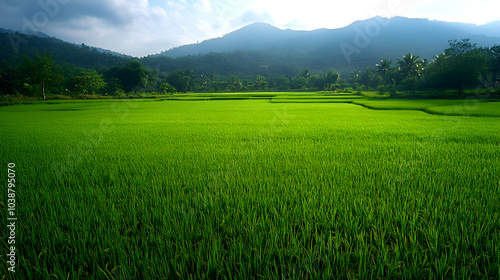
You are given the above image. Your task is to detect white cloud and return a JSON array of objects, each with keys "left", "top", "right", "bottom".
[{"left": 1, "top": 0, "right": 498, "bottom": 57}]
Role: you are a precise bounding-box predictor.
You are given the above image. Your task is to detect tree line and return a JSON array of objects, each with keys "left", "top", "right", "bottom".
[
  {"left": 351, "top": 39, "right": 500, "bottom": 96},
  {"left": 0, "top": 39, "right": 498, "bottom": 99}
]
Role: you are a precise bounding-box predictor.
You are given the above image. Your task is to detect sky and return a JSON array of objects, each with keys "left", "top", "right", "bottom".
[{"left": 0, "top": 0, "right": 499, "bottom": 57}]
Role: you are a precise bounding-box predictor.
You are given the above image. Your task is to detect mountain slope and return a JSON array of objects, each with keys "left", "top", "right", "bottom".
[
  {"left": 0, "top": 29, "right": 131, "bottom": 68},
  {"left": 156, "top": 17, "right": 500, "bottom": 71},
  {"left": 2, "top": 17, "right": 499, "bottom": 77}
]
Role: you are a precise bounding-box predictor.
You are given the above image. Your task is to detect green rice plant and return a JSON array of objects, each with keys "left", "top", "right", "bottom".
[
  {"left": 354, "top": 99, "right": 500, "bottom": 117},
  {"left": 0, "top": 97, "right": 499, "bottom": 279}
]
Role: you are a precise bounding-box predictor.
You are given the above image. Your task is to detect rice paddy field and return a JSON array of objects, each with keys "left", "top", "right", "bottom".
[{"left": 1, "top": 92, "right": 500, "bottom": 279}]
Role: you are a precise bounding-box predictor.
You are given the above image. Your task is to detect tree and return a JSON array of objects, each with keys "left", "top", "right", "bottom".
[
  {"left": 71, "top": 69, "right": 106, "bottom": 95},
  {"left": 159, "top": 82, "right": 177, "bottom": 94},
  {"left": 419, "top": 58, "right": 431, "bottom": 72},
  {"left": 310, "top": 75, "right": 326, "bottom": 90},
  {"left": 229, "top": 76, "right": 242, "bottom": 92},
  {"left": 376, "top": 59, "right": 392, "bottom": 79},
  {"left": 325, "top": 71, "right": 340, "bottom": 90},
  {"left": 166, "top": 70, "right": 190, "bottom": 93},
  {"left": 486, "top": 45, "right": 500, "bottom": 87},
  {"left": 290, "top": 77, "right": 307, "bottom": 90},
  {"left": 17, "top": 52, "right": 56, "bottom": 99},
  {"left": 253, "top": 75, "right": 268, "bottom": 90},
  {"left": 269, "top": 75, "right": 290, "bottom": 91},
  {"left": 401, "top": 77, "right": 419, "bottom": 94},
  {"left": 359, "top": 68, "right": 379, "bottom": 89},
  {"left": 301, "top": 69, "right": 310, "bottom": 79},
  {"left": 397, "top": 53, "right": 420, "bottom": 79},
  {"left": 104, "top": 77, "right": 123, "bottom": 96},
  {"left": 104, "top": 60, "right": 147, "bottom": 93},
  {"left": 0, "top": 60, "right": 16, "bottom": 96},
  {"left": 440, "top": 39, "right": 488, "bottom": 96}
]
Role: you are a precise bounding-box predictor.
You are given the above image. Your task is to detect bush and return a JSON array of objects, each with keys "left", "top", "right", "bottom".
[
  {"left": 77, "top": 94, "right": 100, "bottom": 99},
  {"left": 401, "top": 77, "right": 419, "bottom": 94},
  {"left": 377, "top": 85, "right": 387, "bottom": 94},
  {"left": 159, "top": 82, "right": 177, "bottom": 94},
  {"left": 53, "top": 95, "right": 73, "bottom": 100},
  {"left": 387, "top": 85, "right": 398, "bottom": 96}
]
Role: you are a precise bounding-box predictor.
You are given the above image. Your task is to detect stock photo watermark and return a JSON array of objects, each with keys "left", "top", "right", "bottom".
[
  {"left": 340, "top": 0, "right": 403, "bottom": 63},
  {"left": 211, "top": 0, "right": 244, "bottom": 19},
  {"left": 8, "top": 0, "right": 70, "bottom": 54},
  {"left": 6, "top": 163, "right": 17, "bottom": 273},
  {"left": 384, "top": 75, "right": 495, "bottom": 188}
]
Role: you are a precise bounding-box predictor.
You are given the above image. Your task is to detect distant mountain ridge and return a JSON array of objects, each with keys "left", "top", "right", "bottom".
[
  {"left": 155, "top": 17, "right": 500, "bottom": 70},
  {"left": 0, "top": 27, "right": 131, "bottom": 59},
  {"left": 1, "top": 17, "right": 500, "bottom": 75},
  {"left": 0, "top": 31, "right": 133, "bottom": 70}
]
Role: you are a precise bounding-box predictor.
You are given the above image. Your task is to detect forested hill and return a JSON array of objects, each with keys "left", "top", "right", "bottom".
[
  {"left": 153, "top": 17, "right": 500, "bottom": 71},
  {"left": 0, "top": 29, "right": 131, "bottom": 69},
  {"left": 1, "top": 16, "right": 500, "bottom": 77}
]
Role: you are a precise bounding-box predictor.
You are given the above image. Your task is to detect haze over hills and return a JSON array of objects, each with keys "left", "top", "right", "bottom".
[
  {"left": 156, "top": 17, "right": 500, "bottom": 69},
  {"left": 1, "top": 16, "right": 500, "bottom": 76}
]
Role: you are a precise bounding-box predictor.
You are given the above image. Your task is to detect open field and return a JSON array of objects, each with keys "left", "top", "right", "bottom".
[{"left": 1, "top": 93, "right": 499, "bottom": 279}]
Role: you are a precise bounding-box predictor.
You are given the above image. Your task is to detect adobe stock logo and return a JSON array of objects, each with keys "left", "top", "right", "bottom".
[
  {"left": 8, "top": 0, "right": 70, "bottom": 54},
  {"left": 340, "top": 0, "right": 403, "bottom": 63},
  {"left": 211, "top": 0, "right": 244, "bottom": 19}
]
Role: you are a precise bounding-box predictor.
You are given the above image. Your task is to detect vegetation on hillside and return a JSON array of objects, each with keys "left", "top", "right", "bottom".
[{"left": 0, "top": 37, "right": 499, "bottom": 100}]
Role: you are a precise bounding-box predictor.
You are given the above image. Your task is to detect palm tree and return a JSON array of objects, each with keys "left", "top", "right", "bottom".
[
  {"left": 229, "top": 76, "right": 242, "bottom": 91},
  {"left": 418, "top": 58, "right": 431, "bottom": 74},
  {"left": 376, "top": 59, "right": 392, "bottom": 78},
  {"left": 301, "top": 69, "right": 310, "bottom": 79},
  {"left": 254, "top": 76, "right": 268, "bottom": 90},
  {"left": 208, "top": 73, "right": 217, "bottom": 84},
  {"left": 200, "top": 74, "right": 207, "bottom": 86},
  {"left": 397, "top": 53, "right": 420, "bottom": 78}
]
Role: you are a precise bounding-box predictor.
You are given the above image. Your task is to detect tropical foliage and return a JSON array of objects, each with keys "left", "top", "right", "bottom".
[{"left": 0, "top": 39, "right": 499, "bottom": 99}]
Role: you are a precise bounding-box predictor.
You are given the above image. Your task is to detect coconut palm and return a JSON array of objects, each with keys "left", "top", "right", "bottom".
[
  {"left": 397, "top": 53, "right": 420, "bottom": 78},
  {"left": 419, "top": 58, "right": 431, "bottom": 72},
  {"left": 376, "top": 59, "right": 392, "bottom": 78}
]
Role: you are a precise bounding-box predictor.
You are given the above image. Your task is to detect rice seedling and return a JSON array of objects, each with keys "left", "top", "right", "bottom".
[{"left": 0, "top": 96, "right": 499, "bottom": 279}]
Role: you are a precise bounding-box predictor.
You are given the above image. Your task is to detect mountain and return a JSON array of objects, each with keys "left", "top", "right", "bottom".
[
  {"left": 1, "top": 17, "right": 500, "bottom": 77},
  {"left": 0, "top": 28, "right": 132, "bottom": 68},
  {"left": 446, "top": 20, "right": 500, "bottom": 38},
  {"left": 155, "top": 17, "right": 500, "bottom": 71},
  {"left": 157, "top": 22, "right": 305, "bottom": 58}
]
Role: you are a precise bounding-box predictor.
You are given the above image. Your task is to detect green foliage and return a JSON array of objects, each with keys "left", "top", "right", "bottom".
[
  {"left": 290, "top": 76, "right": 308, "bottom": 90},
  {"left": 268, "top": 75, "right": 290, "bottom": 91},
  {"left": 71, "top": 69, "right": 106, "bottom": 95},
  {"left": 253, "top": 75, "right": 268, "bottom": 90},
  {"left": 159, "top": 82, "right": 177, "bottom": 94},
  {"left": 423, "top": 40, "right": 489, "bottom": 96},
  {"left": 104, "top": 60, "right": 148, "bottom": 93},
  {"left": 16, "top": 52, "right": 57, "bottom": 99},
  {"left": 228, "top": 75, "right": 243, "bottom": 92},
  {"left": 401, "top": 77, "right": 420, "bottom": 94},
  {"left": 1, "top": 36, "right": 499, "bottom": 98},
  {"left": 376, "top": 59, "right": 392, "bottom": 78},
  {"left": 166, "top": 69, "right": 192, "bottom": 93},
  {"left": 1, "top": 98, "right": 499, "bottom": 279},
  {"left": 397, "top": 53, "right": 420, "bottom": 78},
  {"left": 103, "top": 78, "right": 124, "bottom": 96},
  {"left": 0, "top": 32, "right": 129, "bottom": 69}
]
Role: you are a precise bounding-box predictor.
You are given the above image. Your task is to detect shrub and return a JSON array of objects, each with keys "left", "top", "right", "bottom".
[{"left": 377, "top": 85, "right": 387, "bottom": 94}]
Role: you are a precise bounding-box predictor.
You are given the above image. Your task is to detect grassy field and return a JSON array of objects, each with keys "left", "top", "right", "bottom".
[{"left": 1, "top": 92, "right": 499, "bottom": 279}]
